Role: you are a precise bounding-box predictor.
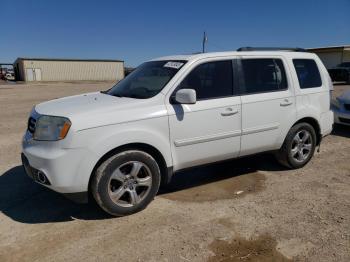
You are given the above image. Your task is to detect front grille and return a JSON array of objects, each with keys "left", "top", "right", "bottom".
[
  {"left": 339, "top": 117, "right": 350, "bottom": 124},
  {"left": 27, "top": 117, "right": 36, "bottom": 133},
  {"left": 344, "top": 104, "right": 350, "bottom": 111}
]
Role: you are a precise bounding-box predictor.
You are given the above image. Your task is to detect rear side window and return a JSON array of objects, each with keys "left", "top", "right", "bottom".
[
  {"left": 240, "top": 58, "right": 288, "bottom": 94},
  {"left": 293, "top": 59, "right": 322, "bottom": 89},
  {"left": 178, "top": 60, "right": 233, "bottom": 100}
]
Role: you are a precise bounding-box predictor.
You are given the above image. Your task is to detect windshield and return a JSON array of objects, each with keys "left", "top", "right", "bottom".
[
  {"left": 338, "top": 62, "right": 350, "bottom": 67},
  {"left": 107, "top": 60, "right": 186, "bottom": 99}
]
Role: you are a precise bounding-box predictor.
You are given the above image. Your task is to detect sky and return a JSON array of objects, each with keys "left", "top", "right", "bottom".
[{"left": 1, "top": 0, "right": 350, "bottom": 67}]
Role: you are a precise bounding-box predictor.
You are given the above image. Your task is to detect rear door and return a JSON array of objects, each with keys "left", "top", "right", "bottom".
[
  {"left": 238, "top": 56, "right": 297, "bottom": 156},
  {"left": 292, "top": 58, "right": 332, "bottom": 133}
]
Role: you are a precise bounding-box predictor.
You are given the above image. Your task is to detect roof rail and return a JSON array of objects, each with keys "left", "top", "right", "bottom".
[{"left": 237, "top": 47, "right": 307, "bottom": 52}]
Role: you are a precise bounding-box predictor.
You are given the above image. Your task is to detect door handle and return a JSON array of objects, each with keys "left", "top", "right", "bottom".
[
  {"left": 221, "top": 108, "right": 239, "bottom": 116},
  {"left": 280, "top": 99, "right": 293, "bottom": 106}
]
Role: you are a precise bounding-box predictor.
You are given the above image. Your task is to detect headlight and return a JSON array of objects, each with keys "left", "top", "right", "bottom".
[{"left": 33, "top": 115, "right": 71, "bottom": 141}]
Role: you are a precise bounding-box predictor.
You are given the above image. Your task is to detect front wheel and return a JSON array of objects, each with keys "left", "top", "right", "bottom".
[
  {"left": 91, "top": 150, "right": 161, "bottom": 216},
  {"left": 276, "top": 123, "right": 317, "bottom": 169}
]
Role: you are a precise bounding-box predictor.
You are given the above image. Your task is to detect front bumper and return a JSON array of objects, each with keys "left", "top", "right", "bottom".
[
  {"left": 22, "top": 132, "right": 90, "bottom": 202},
  {"left": 21, "top": 153, "right": 88, "bottom": 203},
  {"left": 21, "top": 153, "right": 51, "bottom": 185}
]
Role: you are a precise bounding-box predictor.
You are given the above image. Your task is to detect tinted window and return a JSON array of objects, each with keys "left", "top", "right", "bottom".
[
  {"left": 240, "top": 59, "right": 288, "bottom": 94},
  {"left": 178, "top": 60, "right": 233, "bottom": 100},
  {"left": 293, "top": 59, "right": 322, "bottom": 89}
]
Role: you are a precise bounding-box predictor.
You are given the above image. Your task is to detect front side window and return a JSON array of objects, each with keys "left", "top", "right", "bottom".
[
  {"left": 240, "top": 58, "right": 288, "bottom": 95},
  {"left": 293, "top": 59, "right": 322, "bottom": 89},
  {"left": 107, "top": 60, "right": 186, "bottom": 99},
  {"left": 177, "top": 60, "right": 233, "bottom": 100}
]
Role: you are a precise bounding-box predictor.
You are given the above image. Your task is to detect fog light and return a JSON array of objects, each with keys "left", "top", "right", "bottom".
[{"left": 37, "top": 171, "right": 47, "bottom": 184}]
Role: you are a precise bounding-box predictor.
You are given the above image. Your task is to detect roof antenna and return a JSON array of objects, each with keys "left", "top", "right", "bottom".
[{"left": 202, "top": 31, "right": 208, "bottom": 53}]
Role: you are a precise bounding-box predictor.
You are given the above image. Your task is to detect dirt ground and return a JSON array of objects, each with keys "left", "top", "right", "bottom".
[{"left": 0, "top": 81, "right": 349, "bottom": 262}]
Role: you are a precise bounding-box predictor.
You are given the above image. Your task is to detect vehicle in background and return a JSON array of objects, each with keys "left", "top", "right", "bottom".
[
  {"left": 332, "top": 90, "right": 350, "bottom": 126},
  {"left": 328, "top": 62, "right": 350, "bottom": 83},
  {"left": 22, "top": 48, "right": 334, "bottom": 216},
  {"left": 0, "top": 68, "right": 6, "bottom": 80},
  {"left": 5, "top": 73, "right": 15, "bottom": 81},
  {"left": 0, "top": 67, "right": 15, "bottom": 81}
]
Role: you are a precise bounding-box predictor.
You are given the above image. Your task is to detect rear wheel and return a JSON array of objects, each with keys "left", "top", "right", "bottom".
[
  {"left": 91, "top": 150, "right": 161, "bottom": 216},
  {"left": 276, "top": 123, "right": 316, "bottom": 169}
]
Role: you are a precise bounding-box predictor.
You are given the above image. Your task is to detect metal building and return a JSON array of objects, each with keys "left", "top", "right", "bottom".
[
  {"left": 14, "top": 57, "right": 124, "bottom": 82},
  {"left": 307, "top": 45, "right": 350, "bottom": 69}
]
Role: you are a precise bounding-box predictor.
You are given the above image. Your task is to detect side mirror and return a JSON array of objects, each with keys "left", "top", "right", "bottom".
[{"left": 174, "top": 89, "right": 197, "bottom": 104}]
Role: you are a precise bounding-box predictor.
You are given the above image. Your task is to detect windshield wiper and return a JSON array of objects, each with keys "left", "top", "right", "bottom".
[
  {"left": 104, "top": 93, "right": 146, "bottom": 99},
  {"left": 125, "top": 94, "right": 146, "bottom": 99},
  {"left": 111, "top": 93, "right": 126, "bottom": 98}
]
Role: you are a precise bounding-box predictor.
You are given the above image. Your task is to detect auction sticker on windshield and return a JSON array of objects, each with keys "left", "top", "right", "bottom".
[{"left": 163, "top": 61, "right": 184, "bottom": 69}]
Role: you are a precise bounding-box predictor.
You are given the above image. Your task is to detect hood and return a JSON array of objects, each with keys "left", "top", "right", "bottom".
[
  {"left": 36, "top": 92, "right": 133, "bottom": 117},
  {"left": 35, "top": 92, "right": 167, "bottom": 130},
  {"left": 338, "top": 90, "right": 350, "bottom": 102}
]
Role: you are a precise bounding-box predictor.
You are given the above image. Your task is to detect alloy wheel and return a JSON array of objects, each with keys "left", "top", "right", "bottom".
[
  {"left": 291, "top": 130, "right": 313, "bottom": 163},
  {"left": 108, "top": 161, "right": 152, "bottom": 207}
]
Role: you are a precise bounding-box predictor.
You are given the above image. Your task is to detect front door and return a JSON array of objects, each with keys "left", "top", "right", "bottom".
[{"left": 167, "top": 59, "right": 241, "bottom": 170}]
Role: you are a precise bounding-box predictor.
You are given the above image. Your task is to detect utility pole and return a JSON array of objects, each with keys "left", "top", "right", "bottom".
[{"left": 202, "top": 31, "right": 207, "bottom": 53}]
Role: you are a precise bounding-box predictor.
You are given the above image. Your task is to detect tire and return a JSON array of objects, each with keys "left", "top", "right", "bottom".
[
  {"left": 91, "top": 150, "right": 161, "bottom": 216},
  {"left": 275, "top": 123, "right": 317, "bottom": 169}
]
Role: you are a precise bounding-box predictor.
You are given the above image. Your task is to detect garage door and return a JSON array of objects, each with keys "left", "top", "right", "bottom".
[
  {"left": 34, "top": 68, "right": 42, "bottom": 81},
  {"left": 25, "top": 68, "right": 42, "bottom": 81},
  {"left": 26, "top": 69, "right": 34, "bottom": 81}
]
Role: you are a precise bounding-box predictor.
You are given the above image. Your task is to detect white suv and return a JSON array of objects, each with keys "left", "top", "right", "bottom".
[{"left": 22, "top": 48, "right": 334, "bottom": 216}]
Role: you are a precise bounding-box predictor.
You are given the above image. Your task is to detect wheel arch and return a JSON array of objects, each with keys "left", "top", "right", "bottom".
[
  {"left": 293, "top": 117, "right": 321, "bottom": 145},
  {"left": 88, "top": 143, "right": 172, "bottom": 194}
]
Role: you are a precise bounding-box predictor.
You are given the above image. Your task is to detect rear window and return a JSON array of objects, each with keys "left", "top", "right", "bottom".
[{"left": 293, "top": 59, "right": 322, "bottom": 89}]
